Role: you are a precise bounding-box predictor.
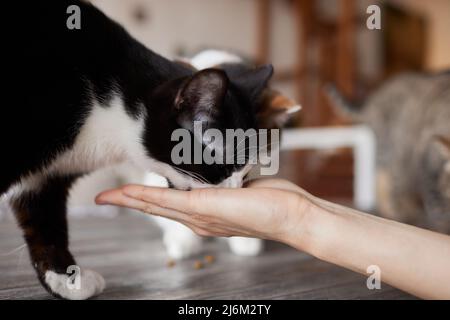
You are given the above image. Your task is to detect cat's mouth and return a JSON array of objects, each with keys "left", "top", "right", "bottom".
[
  {"left": 167, "top": 179, "right": 192, "bottom": 191},
  {"left": 167, "top": 179, "right": 175, "bottom": 189},
  {"left": 167, "top": 174, "right": 242, "bottom": 191},
  {"left": 163, "top": 163, "right": 253, "bottom": 191},
  {"left": 165, "top": 174, "right": 215, "bottom": 191}
]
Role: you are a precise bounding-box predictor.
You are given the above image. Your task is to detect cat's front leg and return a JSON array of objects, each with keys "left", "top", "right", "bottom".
[
  {"left": 139, "top": 172, "right": 204, "bottom": 259},
  {"left": 10, "top": 175, "right": 105, "bottom": 300},
  {"left": 152, "top": 216, "right": 204, "bottom": 260},
  {"left": 227, "top": 237, "right": 264, "bottom": 256}
]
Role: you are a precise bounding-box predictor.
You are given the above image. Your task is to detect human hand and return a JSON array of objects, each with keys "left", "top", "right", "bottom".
[
  {"left": 97, "top": 179, "right": 450, "bottom": 300},
  {"left": 95, "top": 179, "right": 312, "bottom": 245}
]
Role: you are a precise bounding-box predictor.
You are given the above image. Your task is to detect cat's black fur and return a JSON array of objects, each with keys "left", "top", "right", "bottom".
[{"left": 3, "top": 1, "right": 273, "bottom": 298}]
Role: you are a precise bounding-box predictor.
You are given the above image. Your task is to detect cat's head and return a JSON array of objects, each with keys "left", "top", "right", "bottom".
[{"left": 142, "top": 65, "right": 298, "bottom": 190}]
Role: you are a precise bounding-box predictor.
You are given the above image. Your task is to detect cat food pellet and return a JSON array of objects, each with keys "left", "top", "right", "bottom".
[
  {"left": 204, "top": 255, "right": 215, "bottom": 264},
  {"left": 167, "top": 259, "right": 176, "bottom": 268},
  {"left": 194, "top": 260, "right": 204, "bottom": 269}
]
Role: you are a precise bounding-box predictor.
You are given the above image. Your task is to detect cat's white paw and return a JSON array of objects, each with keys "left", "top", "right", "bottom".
[
  {"left": 228, "top": 237, "right": 264, "bottom": 256},
  {"left": 44, "top": 268, "right": 105, "bottom": 300},
  {"left": 163, "top": 230, "right": 203, "bottom": 260}
]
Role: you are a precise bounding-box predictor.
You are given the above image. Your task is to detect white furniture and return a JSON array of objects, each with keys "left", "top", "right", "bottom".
[{"left": 281, "top": 125, "right": 376, "bottom": 211}]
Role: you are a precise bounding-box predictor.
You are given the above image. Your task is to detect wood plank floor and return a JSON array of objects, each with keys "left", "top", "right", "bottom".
[{"left": 0, "top": 213, "right": 415, "bottom": 300}]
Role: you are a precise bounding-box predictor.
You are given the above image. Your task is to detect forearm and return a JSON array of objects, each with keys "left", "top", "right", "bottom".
[{"left": 285, "top": 194, "right": 450, "bottom": 299}]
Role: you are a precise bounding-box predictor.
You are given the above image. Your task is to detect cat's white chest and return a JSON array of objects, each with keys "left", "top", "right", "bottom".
[
  {"left": 52, "top": 99, "right": 143, "bottom": 173},
  {"left": 16, "top": 97, "right": 146, "bottom": 193}
]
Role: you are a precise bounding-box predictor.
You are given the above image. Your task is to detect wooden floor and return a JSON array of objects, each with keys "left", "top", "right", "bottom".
[{"left": 0, "top": 213, "right": 415, "bottom": 300}]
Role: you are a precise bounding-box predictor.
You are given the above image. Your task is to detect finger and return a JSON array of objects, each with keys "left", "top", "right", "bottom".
[
  {"left": 96, "top": 188, "right": 147, "bottom": 209},
  {"left": 95, "top": 188, "right": 120, "bottom": 204},
  {"left": 97, "top": 188, "right": 193, "bottom": 222},
  {"left": 121, "top": 185, "right": 189, "bottom": 208},
  {"left": 121, "top": 184, "right": 218, "bottom": 215},
  {"left": 182, "top": 222, "right": 217, "bottom": 237},
  {"left": 121, "top": 184, "right": 250, "bottom": 216},
  {"left": 99, "top": 187, "right": 259, "bottom": 238},
  {"left": 121, "top": 184, "right": 296, "bottom": 231}
]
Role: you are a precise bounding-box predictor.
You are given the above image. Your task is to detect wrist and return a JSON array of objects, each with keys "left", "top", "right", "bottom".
[{"left": 280, "top": 192, "right": 339, "bottom": 258}]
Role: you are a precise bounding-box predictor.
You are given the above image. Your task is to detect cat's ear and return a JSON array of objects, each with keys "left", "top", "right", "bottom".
[
  {"left": 174, "top": 68, "right": 228, "bottom": 130},
  {"left": 234, "top": 64, "right": 274, "bottom": 100},
  {"left": 256, "top": 89, "right": 301, "bottom": 129}
]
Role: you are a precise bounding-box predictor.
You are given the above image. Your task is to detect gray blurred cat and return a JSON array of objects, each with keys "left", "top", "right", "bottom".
[{"left": 327, "top": 71, "right": 450, "bottom": 233}]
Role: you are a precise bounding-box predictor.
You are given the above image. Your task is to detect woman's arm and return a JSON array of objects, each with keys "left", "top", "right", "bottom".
[
  {"left": 294, "top": 193, "right": 450, "bottom": 300},
  {"left": 96, "top": 179, "right": 450, "bottom": 299}
]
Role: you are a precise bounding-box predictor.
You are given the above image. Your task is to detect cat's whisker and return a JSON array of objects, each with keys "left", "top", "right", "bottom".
[
  {"left": 232, "top": 132, "right": 260, "bottom": 151},
  {"left": 173, "top": 166, "right": 211, "bottom": 184},
  {"left": 185, "top": 170, "right": 211, "bottom": 184},
  {"left": 175, "top": 169, "right": 205, "bottom": 184}
]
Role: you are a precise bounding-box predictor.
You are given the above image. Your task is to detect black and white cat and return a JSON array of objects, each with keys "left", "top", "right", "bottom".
[
  {"left": 142, "top": 49, "right": 300, "bottom": 259},
  {"left": 2, "top": 1, "right": 296, "bottom": 299}
]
